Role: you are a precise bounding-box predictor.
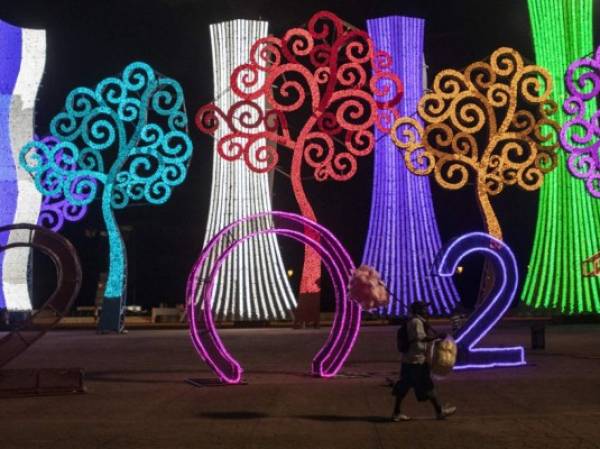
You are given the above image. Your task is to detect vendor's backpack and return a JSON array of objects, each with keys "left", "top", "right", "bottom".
[{"left": 396, "top": 318, "right": 410, "bottom": 353}]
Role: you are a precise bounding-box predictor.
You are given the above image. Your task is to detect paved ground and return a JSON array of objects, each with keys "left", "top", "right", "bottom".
[{"left": 1, "top": 324, "right": 599, "bottom": 449}]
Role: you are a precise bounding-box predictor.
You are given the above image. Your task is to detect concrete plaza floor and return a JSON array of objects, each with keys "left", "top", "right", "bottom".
[{"left": 1, "top": 324, "right": 599, "bottom": 449}]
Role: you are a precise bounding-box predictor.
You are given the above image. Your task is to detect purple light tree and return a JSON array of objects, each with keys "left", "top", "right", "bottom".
[
  {"left": 35, "top": 136, "right": 94, "bottom": 232},
  {"left": 562, "top": 48, "right": 600, "bottom": 197},
  {"left": 561, "top": 46, "right": 600, "bottom": 280},
  {"left": 362, "top": 16, "right": 459, "bottom": 316}
]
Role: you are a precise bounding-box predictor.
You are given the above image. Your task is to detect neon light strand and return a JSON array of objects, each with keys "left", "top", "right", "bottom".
[
  {"left": 523, "top": 0, "right": 600, "bottom": 313},
  {"left": 186, "top": 211, "right": 361, "bottom": 384},
  {"left": 36, "top": 136, "right": 94, "bottom": 231},
  {"left": 196, "top": 11, "right": 403, "bottom": 311},
  {"left": 20, "top": 62, "right": 193, "bottom": 331},
  {"left": 436, "top": 232, "right": 525, "bottom": 369},
  {"left": 0, "top": 20, "right": 46, "bottom": 311},
  {"left": 362, "top": 16, "right": 459, "bottom": 317},
  {"left": 202, "top": 19, "right": 296, "bottom": 321}
]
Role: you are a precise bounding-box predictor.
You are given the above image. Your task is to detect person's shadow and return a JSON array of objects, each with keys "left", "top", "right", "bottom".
[
  {"left": 198, "top": 412, "right": 269, "bottom": 420},
  {"left": 294, "top": 415, "right": 390, "bottom": 423}
]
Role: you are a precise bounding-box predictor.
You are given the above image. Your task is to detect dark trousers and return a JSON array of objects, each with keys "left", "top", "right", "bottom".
[{"left": 392, "top": 363, "right": 441, "bottom": 414}]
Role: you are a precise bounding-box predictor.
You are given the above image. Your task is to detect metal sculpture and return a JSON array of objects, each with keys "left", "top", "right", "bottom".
[
  {"left": 391, "top": 47, "right": 559, "bottom": 241},
  {"left": 36, "top": 136, "right": 94, "bottom": 231},
  {"left": 0, "top": 223, "right": 82, "bottom": 368},
  {"left": 436, "top": 232, "right": 525, "bottom": 369},
  {"left": 20, "top": 62, "right": 193, "bottom": 332},
  {"left": 186, "top": 211, "right": 360, "bottom": 384},
  {"left": 561, "top": 45, "right": 600, "bottom": 287},
  {"left": 196, "top": 10, "right": 402, "bottom": 323}
]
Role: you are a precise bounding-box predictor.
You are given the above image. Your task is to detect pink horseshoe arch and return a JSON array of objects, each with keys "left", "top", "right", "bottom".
[{"left": 186, "top": 211, "right": 361, "bottom": 384}]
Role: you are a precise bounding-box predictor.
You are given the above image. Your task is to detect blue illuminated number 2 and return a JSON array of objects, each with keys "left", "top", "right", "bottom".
[{"left": 436, "top": 232, "right": 526, "bottom": 369}]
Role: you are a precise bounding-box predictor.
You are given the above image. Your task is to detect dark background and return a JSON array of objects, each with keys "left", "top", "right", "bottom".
[{"left": 1, "top": 0, "right": 596, "bottom": 312}]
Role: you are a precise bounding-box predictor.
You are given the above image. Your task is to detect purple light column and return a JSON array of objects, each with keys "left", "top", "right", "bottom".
[
  {"left": 363, "top": 17, "right": 459, "bottom": 316},
  {"left": 0, "top": 20, "right": 22, "bottom": 310}
]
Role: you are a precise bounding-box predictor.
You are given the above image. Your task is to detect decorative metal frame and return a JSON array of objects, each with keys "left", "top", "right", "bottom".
[
  {"left": 186, "top": 211, "right": 360, "bottom": 384},
  {"left": 20, "top": 62, "right": 193, "bottom": 331},
  {"left": 0, "top": 223, "right": 82, "bottom": 368}
]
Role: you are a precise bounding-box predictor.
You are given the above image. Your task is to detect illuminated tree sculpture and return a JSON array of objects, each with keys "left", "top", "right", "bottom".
[
  {"left": 0, "top": 19, "right": 46, "bottom": 311},
  {"left": 524, "top": 0, "right": 600, "bottom": 314},
  {"left": 560, "top": 47, "right": 600, "bottom": 308},
  {"left": 362, "top": 16, "right": 459, "bottom": 317},
  {"left": 20, "top": 62, "right": 193, "bottom": 332},
  {"left": 36, "top": 136, "right": 94, "bottom": 232},
  {"left": 201, "top": 19, "right": 296, "bottom": 321},
  {"left": 392, "top": 47, "right": 559, "bottom": 242},
  {"left": 196, "top": 11, "right": 402, "bottom": 323}
]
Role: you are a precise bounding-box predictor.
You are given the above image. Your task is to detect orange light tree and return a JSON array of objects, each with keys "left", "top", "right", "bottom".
[
  {"left": 391, "top": 48, "right": 559, "bottom": 304},
  {"left": 392, "top": 47, "right": 558, "bottom": 241},
  {"left": 196, "top": 11, "right": 402, "bottom": 321}
]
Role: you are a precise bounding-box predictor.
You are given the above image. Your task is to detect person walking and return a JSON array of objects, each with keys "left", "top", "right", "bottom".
[{"left": 392, "top": 301, "right": 456, "bottom": 421}]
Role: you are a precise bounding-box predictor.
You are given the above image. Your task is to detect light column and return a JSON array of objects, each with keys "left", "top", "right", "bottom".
[
  {"left": 363, "top": 16, "right": 459, "bottom": 316},
  {"left": 0, "top": 21, "right": 46, "bottom": 311},
  {"left": 202, "top": 19, "right": 296, "bottom": 321},
  {"left": 523, "top": 0, "right": 600, "bottom": 314}
]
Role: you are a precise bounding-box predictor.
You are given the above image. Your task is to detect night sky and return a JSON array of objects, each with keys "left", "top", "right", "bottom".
[{"left": 1, "top": 0, "right": 594, "bottom": 312}]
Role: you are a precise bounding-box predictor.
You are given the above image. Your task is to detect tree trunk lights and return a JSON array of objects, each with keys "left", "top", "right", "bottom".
[
  {"left": 362, "top": 16, "right": 459, "bottom": 317},
  {"left": 524, "top": 0, "right": 600, "bottom": 314},
  {"left": 202, "top": 20, "right": 296, "bottom": 320}
]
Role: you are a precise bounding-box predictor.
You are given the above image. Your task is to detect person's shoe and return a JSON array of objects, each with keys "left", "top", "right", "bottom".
[
  {"left": 392, "top": 413, "right": 411, "bottom": 422},
  {"left": 436, "top": 405, "right": 457, "bottom": 420}
]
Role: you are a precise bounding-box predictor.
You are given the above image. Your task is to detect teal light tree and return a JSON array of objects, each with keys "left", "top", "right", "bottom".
[{"left": 20, "top": 62, "right": 193, "bottom": 332}]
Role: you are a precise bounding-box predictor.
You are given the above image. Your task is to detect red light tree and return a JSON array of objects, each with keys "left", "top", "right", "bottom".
[{"left": 196, "top": 11, "right": 402, "bottom": 324}]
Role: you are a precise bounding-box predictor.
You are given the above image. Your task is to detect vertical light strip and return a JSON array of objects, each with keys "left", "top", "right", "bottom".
[
  {"left": 202, "top": 19, "right": 296, "bottom": 321},
  {"left": 2, "top": 24, "right": 46, "bottom": 311},
  {"left": 523, "top": 0, "right": 600, "bottom": 314},
  {"left": 0, "top": 20, "right": 22, "bottom": 310},
  {"left": 363, "top": 16, "right": 459, "bottom": 316}
]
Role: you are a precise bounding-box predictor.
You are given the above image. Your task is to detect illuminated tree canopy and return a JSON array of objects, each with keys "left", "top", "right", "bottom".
[
  {"left": 35, "top": 135, "right": 95, "bottom": 231},
  {"left": 20, "top": 61, "right": 193, "bottom": 331},
  {"left": 561, "top": 46, "right": 600, "bottom": 198},
  {"left": 196, "top": 10, "right": 403, "bottom": 315},
  {"left": 562, "top": 45, "right": 600, "bottom": 277},
  {"left": 392, "top": 47, "right": 559, "bottom": 240}
]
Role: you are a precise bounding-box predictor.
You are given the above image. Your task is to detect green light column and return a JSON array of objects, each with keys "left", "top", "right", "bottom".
[{"left": 523, "top": 0, "right": 600, "bottom": 314}]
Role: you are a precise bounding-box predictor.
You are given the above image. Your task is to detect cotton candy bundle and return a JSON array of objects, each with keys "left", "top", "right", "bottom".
[{"left": 348, "top": 264, "right": 389, "bottom": 309}]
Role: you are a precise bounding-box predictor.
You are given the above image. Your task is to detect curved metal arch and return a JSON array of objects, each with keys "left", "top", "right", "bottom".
[
  {"left": 0, "top": 223, "right": 82, "bottom": 368},
  {"left": 186, "top": 211, "right": 361, "bottom": 384}
]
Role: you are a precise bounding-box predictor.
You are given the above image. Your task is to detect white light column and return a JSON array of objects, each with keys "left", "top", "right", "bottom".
[
  {"left": 202, "top": 19, "right": 296, "bottom": 321},
  {"left": 4, "top": 28, "right": 46, "bottom": 311}
]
